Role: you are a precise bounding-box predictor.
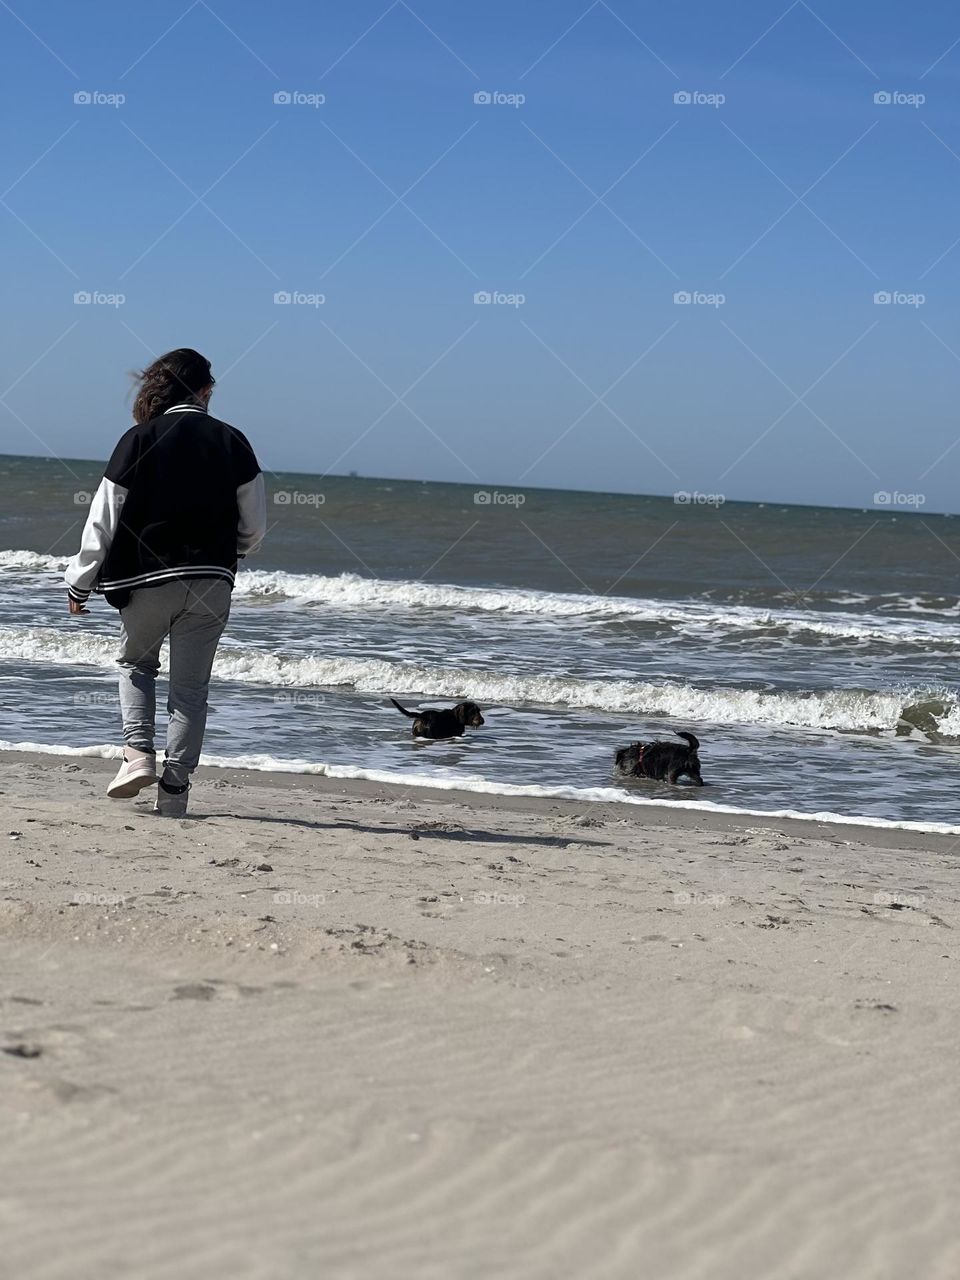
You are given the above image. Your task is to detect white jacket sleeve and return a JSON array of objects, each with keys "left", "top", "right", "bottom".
[
  {"left": 64, "top": 478, "right": 127, "bottom": 602},
  {"left": 237, "top": 472, "right": 267, "bottom": 556}
]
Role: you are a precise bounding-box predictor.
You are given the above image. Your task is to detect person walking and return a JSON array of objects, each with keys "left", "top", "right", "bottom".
[{"left": 64, "top": 348, "right": 266, "bottom": 816}]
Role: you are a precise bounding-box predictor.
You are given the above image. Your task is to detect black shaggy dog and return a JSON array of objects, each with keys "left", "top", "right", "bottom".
[
  {"left": 615, "top": 730, "right": 704, "bottom": 785},
  {"left": 391, "top": 697, "right": 485, "bottom": 740}
]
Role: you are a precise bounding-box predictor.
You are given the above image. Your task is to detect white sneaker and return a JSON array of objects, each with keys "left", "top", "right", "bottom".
[
  {"left": 154, "top": 780, "right": 190, "bottom": 818},
  {"left": 107, "top": 748, "right": 158, "bottom": 799}
]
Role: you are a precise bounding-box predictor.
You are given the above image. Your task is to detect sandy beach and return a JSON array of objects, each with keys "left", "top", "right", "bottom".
[
  {"left": 5, "top": 1, "right": 960, "bottom": 1276},
  {"left": 1, "top": 753, "right": 958, "bottom": 1279}
]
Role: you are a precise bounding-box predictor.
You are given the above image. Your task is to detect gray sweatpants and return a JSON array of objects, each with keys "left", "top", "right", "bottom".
[{"left": 117, "top": 579, "right": 232, "bottom": 788}]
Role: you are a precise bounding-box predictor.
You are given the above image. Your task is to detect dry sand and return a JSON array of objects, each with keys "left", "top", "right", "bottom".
[{"left": 1, "top": 750, "right": 959, "bottom": 1279}]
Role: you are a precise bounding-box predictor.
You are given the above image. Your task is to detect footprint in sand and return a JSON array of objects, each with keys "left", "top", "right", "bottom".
[
  {"left": 171, "top": 981, "right": 265, "bottom": 1002},
  {"left": 3, "top": 1041, "right": 43, "bottom": 1058}
]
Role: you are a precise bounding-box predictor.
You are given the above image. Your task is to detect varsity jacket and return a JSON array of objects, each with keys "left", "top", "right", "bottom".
[{"left": 65, "top": 403, "right": 267, "bottom": 609}]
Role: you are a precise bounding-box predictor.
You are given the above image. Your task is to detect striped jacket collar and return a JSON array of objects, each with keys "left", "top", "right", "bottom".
[{"left": 163, "top": 402, "right": 208, "bottom": 415}]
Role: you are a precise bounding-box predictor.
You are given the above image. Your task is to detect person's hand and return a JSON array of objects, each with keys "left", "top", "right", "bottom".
[{"left": 68, "top": 595, "right": 90, "bottom": 615}]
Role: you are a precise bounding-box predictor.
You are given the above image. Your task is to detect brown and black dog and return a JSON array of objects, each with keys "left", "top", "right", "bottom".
[
  {"left": 391, "top": 697, "right": 485, "bottom": 740},
  {"left": 615, "top": 731, "right": 704, "bottom": 785}
]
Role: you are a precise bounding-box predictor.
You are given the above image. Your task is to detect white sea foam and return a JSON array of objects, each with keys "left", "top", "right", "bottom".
[
  {"left": 933, "top": 703, "right": 960, "bottom": 738},
  {"left": 0, "top": 624, "right": 954, "bottom": 734},
  {"left": 0, "top": 549, "right": 69, "bottom": 572},
  {"left": 2, "top": 738, "right": 958, "bottom": 835},
  {"left": 228, "top": 571, "right": 960, "bottom": 645},
  {"left": 3, "top": 549, "right": 957, "bottom": 646}
]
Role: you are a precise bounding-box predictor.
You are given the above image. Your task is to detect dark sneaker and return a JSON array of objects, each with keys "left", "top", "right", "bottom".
[{"left": 153, "top": 778, "right": 190, "bottom": 818}]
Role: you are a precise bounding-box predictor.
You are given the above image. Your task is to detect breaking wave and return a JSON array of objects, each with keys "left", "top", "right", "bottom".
[{"left": 1, "top": 624, "right": 956, "bottom": 738}]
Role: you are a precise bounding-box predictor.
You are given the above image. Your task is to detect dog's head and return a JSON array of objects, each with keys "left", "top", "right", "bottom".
[{"left": 455, "top": 701, "right": 485, "bottom": 727}]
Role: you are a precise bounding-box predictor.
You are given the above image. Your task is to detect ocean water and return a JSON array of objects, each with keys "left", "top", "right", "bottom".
[{"left": 2, "top": 453, "right": 959, "bottom": 830}]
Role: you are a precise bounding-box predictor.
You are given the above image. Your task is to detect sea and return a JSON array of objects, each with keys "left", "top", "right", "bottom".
[{"left": 2, "top": 453, "right": 958, "bottom": 833}]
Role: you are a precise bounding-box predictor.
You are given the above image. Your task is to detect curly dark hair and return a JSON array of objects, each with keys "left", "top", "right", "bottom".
[{"left": 132, "top": 348, "right": 214, "bottom": 424}]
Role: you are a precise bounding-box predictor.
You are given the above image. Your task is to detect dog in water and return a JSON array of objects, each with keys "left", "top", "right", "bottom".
[
  {"left": 391, "top": 697, "right": 485, "bottom": 740},
  {"left": 615, "top": 730, "right": 704, "bottom": 785}
]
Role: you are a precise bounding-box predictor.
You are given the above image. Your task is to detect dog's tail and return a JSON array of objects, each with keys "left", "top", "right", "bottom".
[
  {"left": 390, "top": 697, "right": 419, "bottom": 718},
  {"left": 674, "top": 730, "right": 700, "bottom": 750}
]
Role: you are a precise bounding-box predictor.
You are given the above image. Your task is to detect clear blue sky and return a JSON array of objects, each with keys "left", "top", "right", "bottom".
[{"left": 2, "top": 0, "right": 959, "bottom": 509}]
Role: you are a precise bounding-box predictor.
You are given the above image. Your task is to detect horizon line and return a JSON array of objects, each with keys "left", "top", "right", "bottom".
[{"left": 0, "top": 451, "right": 953, "bottom": 520}]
